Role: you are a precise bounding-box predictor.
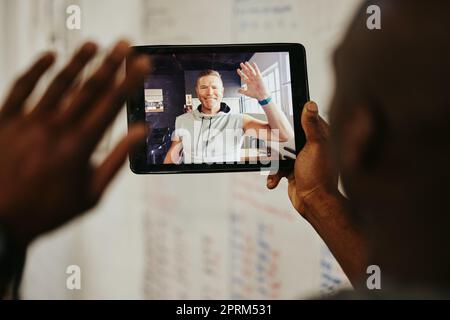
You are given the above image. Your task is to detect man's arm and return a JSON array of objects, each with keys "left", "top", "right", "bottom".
[
  {"left": 242, "top": 104, "right": 294, "bottom": 142},
  {"left": 163, "top": 139, "right": 183, "bottom": 164},
  {"left": 267, "top": 101, "right": 367, "bottom": 287},
  {"left": 237, "top": 62, "right": 294, "bottom": 142}
]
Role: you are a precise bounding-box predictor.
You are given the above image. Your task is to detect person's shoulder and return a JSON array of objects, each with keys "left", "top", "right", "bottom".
[
  {"left": 229, "top": 113, "right": 244, "bottom": 120},
  {"left": 222, "top": 113, "right": 244, "bottom": 129},
  {"left": 217, "top": 112, "right": 243, "bottom": 122},
  {"left": 176, "top": 112, "right": 194, "bottom": 125},
  {"left": 176, "top": 112, "right": 193, "bottom": 121},
  {"left": 175, "top": 113, "right": 195, "bottom": 131}
]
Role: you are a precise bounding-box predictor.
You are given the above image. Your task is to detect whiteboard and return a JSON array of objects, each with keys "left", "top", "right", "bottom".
[{"left": 3, "top": 0, "right": 364, "bottom": 299}]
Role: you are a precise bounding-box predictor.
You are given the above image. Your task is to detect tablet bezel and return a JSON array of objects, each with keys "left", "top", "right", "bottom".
[{"left": 126, "top": 43, "right": 309, "bottom": 174}]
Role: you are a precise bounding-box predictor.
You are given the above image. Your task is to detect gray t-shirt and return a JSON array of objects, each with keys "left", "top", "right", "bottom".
[{"left": 174, "top": 108, "right": 244, "bottom": 164}]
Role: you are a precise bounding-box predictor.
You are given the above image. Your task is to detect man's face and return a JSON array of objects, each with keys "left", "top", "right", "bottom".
[{"left": 196, "top": 75, "right": 224, "bottom": 112}]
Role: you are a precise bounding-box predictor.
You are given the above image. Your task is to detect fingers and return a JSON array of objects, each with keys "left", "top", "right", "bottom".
[
  {"left": 266, "top": 159, "right": 293, "bottom": 189},
  {"left": 251, "top": 62, "right": 262, "bottom": 76},
  {"left": 79, "top": 55, "right": 150, "bottom": 155},
  {"left": 237, "top": 68, "right": 248, "bottom": 82},
  {"left": 237, "top": 61, "right": 260, "bottom": 85},
  {"left": 266, "top": 167, "right": 294, "bottom": 189},
  {"left": 242, "top": 62, "right": 256, "bottom": 76},
  {"left": 244, "top": 61, "right": 257, "bottom": 75},
  {"left": 301, "top": 101, "right": 325, "bottom": 143},
  {"left": 0, "top": 52, "right": 55, "bottom": 120},
  {"left": 267, "top": 173, "right": 284, "bottom": 189},
  {"left": 319, "top": 116, "right": 330, "bottom": 139},
  {"left": 31, "top": 42, "right": 97, "bottom": 116},
  {"left": 58, "top": 78, "right": 84, "bottom": 112},
  {"left": 90, "top": 124, "right": 146, "bottom": 201},
  {"left": 61, "top": 40, "right": 132, "bottom": 124},
  {"left": 239, "top": 62, "right": 257, "bottom": 79}
]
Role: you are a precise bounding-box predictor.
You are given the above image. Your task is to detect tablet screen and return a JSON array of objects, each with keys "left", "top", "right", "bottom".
[{"left": 127, "top": 44, "right": 308, "bottom": 173}]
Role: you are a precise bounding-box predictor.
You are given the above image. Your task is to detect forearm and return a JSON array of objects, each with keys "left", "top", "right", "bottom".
[
  {"left": 302, "top": 189, "right": 367, "bottom": 288},
  {"left": 163, "top": 152, "right": 175, "bottom": 164},
  {"left": 262, "top": 101, "right": 294, "bottom": 141},
  {"left": 163, "top": 141, "right": 182, "bottom": 164}
]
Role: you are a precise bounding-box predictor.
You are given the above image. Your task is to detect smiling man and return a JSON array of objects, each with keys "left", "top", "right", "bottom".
[{"left": 163, "top": 62, "right": 294, "bottom": 164}]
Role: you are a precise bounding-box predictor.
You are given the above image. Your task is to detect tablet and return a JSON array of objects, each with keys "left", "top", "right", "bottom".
[{"left": 126, "top": 43, "right": 309, "bottom": 174}]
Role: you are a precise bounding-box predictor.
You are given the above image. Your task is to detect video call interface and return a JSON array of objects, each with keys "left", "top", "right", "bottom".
[{"left": 143, "top": 51, "right": 295, "bottom": 165}]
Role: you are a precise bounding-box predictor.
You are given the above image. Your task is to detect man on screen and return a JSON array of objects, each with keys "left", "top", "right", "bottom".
[{"left": 163, "top": 61, "right": 294, "bottom": 164}]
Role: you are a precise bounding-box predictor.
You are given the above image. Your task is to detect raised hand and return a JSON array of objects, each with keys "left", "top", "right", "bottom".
[
  {"left": 237, "top": 61, "right": 270, "bottom": 101},
  {"left": 0, "top": 40, "right": 149, "bottom": 246}
]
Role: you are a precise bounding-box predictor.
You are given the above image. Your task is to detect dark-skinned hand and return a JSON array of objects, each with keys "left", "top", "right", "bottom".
[
  {"left": 266, "top": 101, "right": 338, "bottom": 217},
  {"left": 0, "top": 40, "right": 149, "bottom": 246}
]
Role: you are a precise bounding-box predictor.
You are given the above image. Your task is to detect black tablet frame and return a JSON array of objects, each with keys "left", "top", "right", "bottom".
[{"left": 126, "top": 43, "right": 309, "bottom": 174}]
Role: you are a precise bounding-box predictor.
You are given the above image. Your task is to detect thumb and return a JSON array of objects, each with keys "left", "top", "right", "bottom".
[
  {"left": 301, "top": 101, "right": 322, "bottom": 142},
  {"left": 238, "top": 88, "right": 247, "bottom": 95}
]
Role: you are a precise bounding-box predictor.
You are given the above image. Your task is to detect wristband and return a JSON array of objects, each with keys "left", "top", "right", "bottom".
[{"left": 258, "top": 95, "right": 272, "bottom": 106}]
